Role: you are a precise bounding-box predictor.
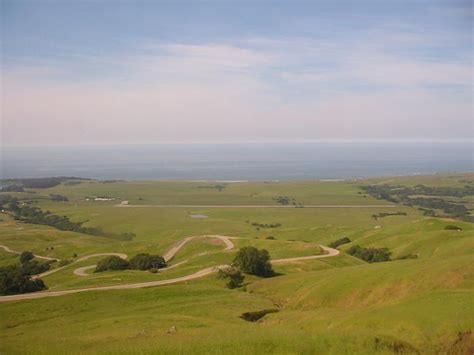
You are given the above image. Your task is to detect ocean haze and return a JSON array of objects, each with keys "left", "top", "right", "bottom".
[{"left": 1, "top": 142, "right": 472, "bottom": 180}]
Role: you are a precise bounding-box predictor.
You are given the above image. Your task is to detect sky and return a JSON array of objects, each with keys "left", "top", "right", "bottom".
[{"left": 1, "top": 0, "right": 472, "bottom": 146}]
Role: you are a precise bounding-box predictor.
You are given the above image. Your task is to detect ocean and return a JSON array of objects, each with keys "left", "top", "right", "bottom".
[{"left": 1, "top": 142, "right": 472, "bottom": 180}]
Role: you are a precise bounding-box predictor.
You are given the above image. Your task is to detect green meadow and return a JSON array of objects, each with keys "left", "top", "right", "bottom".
[{"left": 1, "top": 174, "right": 473, "bottom": 354}]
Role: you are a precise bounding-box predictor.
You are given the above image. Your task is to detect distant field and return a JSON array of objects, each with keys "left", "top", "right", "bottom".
[{"left": 0, "top": 173, "right": 473, "bottom": 354}]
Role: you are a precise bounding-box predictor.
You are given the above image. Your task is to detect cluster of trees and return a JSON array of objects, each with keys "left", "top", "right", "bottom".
[
  {"left": 251, "top": 222, "right": 281, "bottom": 229},
  {"left": 360, "top": 184, "right": 473, "bottom": 222},
  {"left": 372, "top": 212, "right": 407, "bottom": 220},
  {"left": 346, "top": 245, "right": 391, "bottom": 263},
  {"left": 329, "top": 237, "right": 351, "bottom": 249},
  {"left": 0, "top": 251, "right": 51, "bottom": 295},
  {"left": 218, "top": 247, "right": 275, "bottom": 289},
  {"left": 94, "top": 254, "right": 166, "bottom": 273},
  {"left": 0, "top": 196, "right": 135, "bottom": 241}
]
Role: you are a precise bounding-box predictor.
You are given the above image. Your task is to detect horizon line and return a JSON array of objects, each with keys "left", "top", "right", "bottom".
[{"left": 2, "top": 138, "right": 473, "bottom": 148}]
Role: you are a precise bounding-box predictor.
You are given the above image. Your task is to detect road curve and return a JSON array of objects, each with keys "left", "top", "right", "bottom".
[
  {"left": 0, "top": 238, "right": 338, "bottom": 302},
  {"left": 163, "top": 235, "right": 234, "bottom": 262},
  {"left": 0, "top": 245, "right": 58, "bottom": 261}
]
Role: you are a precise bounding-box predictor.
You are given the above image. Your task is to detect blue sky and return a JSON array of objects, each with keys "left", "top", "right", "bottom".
[{"left": 1, "top": 0, "right": 472, "bottom": 145}]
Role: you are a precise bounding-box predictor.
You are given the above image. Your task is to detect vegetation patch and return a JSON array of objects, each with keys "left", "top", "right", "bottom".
[
  {"left": 95, "top": 254, "right": 166, "bottom": 273},
  {"left": 1, "top": 177, "right": 90, "bottom": 189},
  {"left": 197, "top": 184, "right": 226, "bottom": 191},
  {"left": 0, "top": 253, "right": 52, "bottom": 295},
  {"left": 444, "top": 225, "right": 463, "bottom": 231},
  {"left": 250, "top": 222, "right": 281, "bottom": 228},
  {"left": 217, "top": 267, "right": 244, "bottom": 289},
  {"left": 361, "top": 184, "right": 473, "bottom": 222},
  {"left": 0, "top": 195, "right": 135, "bottom": 240},
  {"left": 95, "top": 256, "right": 130, "bottom": 272},
  {"left": 395, "top": 254, "right": 419, "bottom": 260},
  {"left": 233, "top": 247, "right": 274, "bottom": 277},
  {"left": 329, "top": 237, "right": 351, "bottom": 249},
  {"left": 346, "top": 245, "right": 391, "bottom": 263},
  {"left": 372, "top": 211, "right": 407, "bottom": 220},
  {"left": 129, "top": 254, "right": 166, "bottom": 270},
  {"left": 240, "top": 309, "right": 279, "bottom": 322}
]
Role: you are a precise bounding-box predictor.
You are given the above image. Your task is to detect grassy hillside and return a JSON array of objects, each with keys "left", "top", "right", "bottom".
[{"left": 0, "top": 174, "right": 473, "bottom": 354}]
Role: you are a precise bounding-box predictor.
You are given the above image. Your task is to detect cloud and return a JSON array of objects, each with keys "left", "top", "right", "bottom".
[{"left": 2, "top": 33, "right": 472, "bottom": 145}]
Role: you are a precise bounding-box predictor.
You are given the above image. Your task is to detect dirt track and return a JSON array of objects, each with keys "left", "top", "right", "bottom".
[
  {"left": 0, "top": 237, "right": 339, "bottom": 302},
  {"left": 116, "top": 204, "right": 394, "bottom": 208}
]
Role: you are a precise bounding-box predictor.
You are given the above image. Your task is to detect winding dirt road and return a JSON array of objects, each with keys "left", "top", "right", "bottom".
[
  {"left": 0, "top": 236, "right": 339, "bottom": 302},
  {"left": 0, "top": 245, "right": 58, "bottom": 261}
]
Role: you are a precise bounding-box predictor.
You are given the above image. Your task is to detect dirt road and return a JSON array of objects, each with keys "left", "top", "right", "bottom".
[{"left": 0, "top": 237, "right": 339, "bottom": 302}]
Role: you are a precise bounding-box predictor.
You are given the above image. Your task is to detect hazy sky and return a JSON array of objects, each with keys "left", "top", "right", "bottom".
[{"left": 1, "top": 0, "right": 472, "bottom": 146}]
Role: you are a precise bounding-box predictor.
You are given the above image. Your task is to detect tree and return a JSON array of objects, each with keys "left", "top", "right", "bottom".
[
  {"left": 218, "top": 267, "right": 244, "bottom": 289},
  {"left": 20, "top": 251, "right": 34, "bottom": 264},
  {"left": 0, "top": 265, "right": 47, "bottom": 295},
  {"left": 129, "top": 254, "right": 166, "bottom": 270},
  {"left": 233, "top": 247, "right": 274, "bottom": 277},
  {"left": 94, "top": 256, "right": 129, "bottom": 272}
]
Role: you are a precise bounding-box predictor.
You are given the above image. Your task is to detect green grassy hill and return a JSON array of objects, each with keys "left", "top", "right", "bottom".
[{"left": 0, "top": 174, "right": 473, "bottom": 354}]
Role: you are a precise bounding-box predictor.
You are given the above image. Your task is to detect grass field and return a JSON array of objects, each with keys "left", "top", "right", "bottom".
[{"left": 1, "top": 173, "right": 473, "bottom": 354}]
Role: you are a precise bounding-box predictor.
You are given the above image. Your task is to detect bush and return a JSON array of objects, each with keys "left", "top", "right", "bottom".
[
  {"left": 346, "top": 245, "right": 391, "bottom": 263},
  {"left": 129, "top": 254, "right": 166, "bottom": 270},
  {"left": 0, "top": 264, "right": 47, "bottom": 295},
  {"left": 240, "top": 309, "right": 279, "bottom": 322},
  {"left": 20, "top": 251, "right": 34, "bottom": 264},
  {"left": 58, "top": 259, "right": 72, "bottom": 267},
  {"left": 444, "top": 225, "right": 463, "bottom": 231},
  {"left": 218, "top": 267, "right": 244, "bottom": 289},
  {"left": 95, "top": 256, "right": 129, "bottom": 272},
  {"left": 329, "top": 237, "right": 351, "bottom": 249},
  {"left": 233, "top": 247, "right": 274, "bottom": 277}
]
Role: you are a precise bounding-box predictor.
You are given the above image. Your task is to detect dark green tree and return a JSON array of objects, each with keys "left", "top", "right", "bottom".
[
  {"left": 20, "top": 251, "right": 34, "bottom": 264},
  {"left": 129, "top": 254, "right": 166, "bottom": 270},
  {"left": 218, "top": 267, "right": 244, "bottom": 289},
  {"left": 233, "top": 247, "right": 273, "bottom": 277},
  {"left": 94, "top": 256, "right": 129, "bottom": 272}
]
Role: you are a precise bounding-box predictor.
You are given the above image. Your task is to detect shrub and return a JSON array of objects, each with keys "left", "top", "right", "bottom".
[
  {"left": 395, "top": 254, "right": 418, "bottom": 260},
  {"left": 240, "top": 309, "right": 279, "bottom": 322},
  {"left": 95, "top": 256, "right": 129, "bottom": 272},
  {"left": 346, "top": 245, "right": 391, "bottom": 263},
  {"left": 444, "top": 225, "right": 463, "bottom": 231},
  {"left": 233, "top": 247, "right": 274, "bottom": 277},
  {"left": 328, "top": 237, "right": 351, "bottom": 249},
  {"left": 218, "top": 267, "right": 244, "bottom": 289},
  {"left": 129, "top": 254, "right": 166, "bottom": 270},
  {"left": 20, "top": 251, "right": 34, "bottom": 264},
  {"left": 265, "top": 236, "right": 275, "bottom": 240},
  {"left": 58, "top": 259, "right": 72, "bottom": 267}
]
